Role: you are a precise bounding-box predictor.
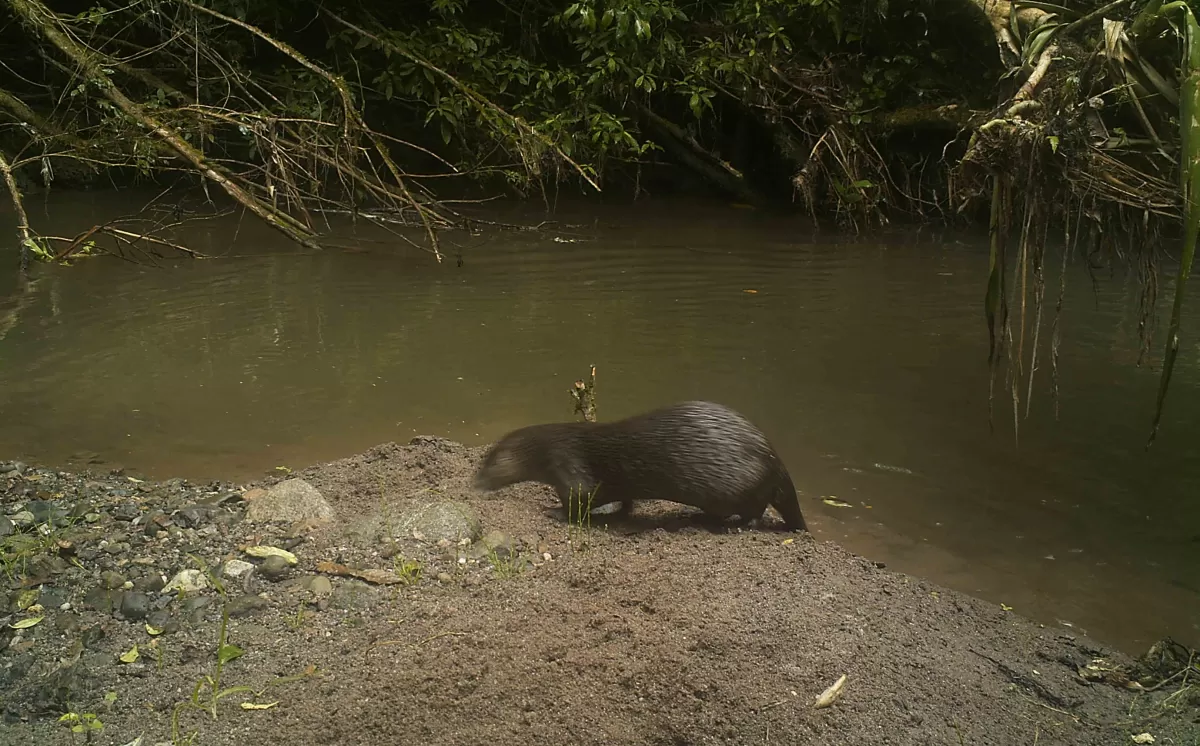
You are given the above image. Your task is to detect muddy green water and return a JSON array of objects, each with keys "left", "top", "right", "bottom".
[{"left": 1, "top": 190, "right": 1197, "bottom": 654}]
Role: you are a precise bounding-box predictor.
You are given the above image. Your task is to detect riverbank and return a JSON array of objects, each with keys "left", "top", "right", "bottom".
[{"left": 1, "top": 437, "right": 1197, "bottom": 746}]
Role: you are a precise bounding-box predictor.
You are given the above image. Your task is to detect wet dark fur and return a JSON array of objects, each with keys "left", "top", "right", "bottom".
[{"left": 473, "top": 401, "right": 807, "bottom": 531}]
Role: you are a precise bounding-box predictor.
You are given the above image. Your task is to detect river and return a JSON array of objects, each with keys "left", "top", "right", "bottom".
[{"left": 1, "top": 189, "right": 1197, "bottom": 655}]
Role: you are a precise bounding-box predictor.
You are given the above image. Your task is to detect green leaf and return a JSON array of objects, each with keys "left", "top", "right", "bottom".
[
  {"left": 218, "top": 643, "right": 244, "bottom": 665},
  {"left": 10, "top": 616, "right": 43, "bottom": 629}
]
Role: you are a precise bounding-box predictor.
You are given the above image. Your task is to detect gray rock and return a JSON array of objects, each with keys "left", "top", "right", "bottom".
[
  {"left": 180, "top": 596, "right": 212, "bottom": 613},
  {"left": 111, "top": 503, "right": 141, "bottom": 521},
  {"left": 27, "top": 555, "right": 67, "bottom": 577},
  {"left": 100, "top": 571, "right": 127, "bottom": 590},
  {"left": 259, "top": 555, "right": 290, "bottom": 581},
  {"left": 175, "top": 504, "right": 214, "bottom": 528},
  {"left": 8, "top": 511, "right": 34, "bottom": 527},
  {"left": 164, "top": 569, "right": 210, "bottom": 595},
  {"left": 54, "top": 614, "right": 81, "bottom": 634},
  {"left": 119, "top": 592, "right": 151, "bottom": 620},
  {"left": 223, "top": 560, "right": 255, "bottom": 579},
  {"left": 25, "top": 500, "right": 65, "bottom": 525},
  {"left": 38, "top": 589, "right": 67, "bottom": 609},
  {"left": 226, "top": 594, "right": 269, "bottom": 618},
  {"left": 302, "top": 575, "right": 333, "bottom": 597},
  {"left": 481, "top": 530, "right": 516, "bottom": 552},
  {"left": 133, "top": 573, "right": 166, "bottom": 593},
  {"left": 329, "top": 580, "right": 379, "bottom": 611},
  {"left": 142, "top": 510, "right": 171, "bottom": 536},
  {"left": 245, "top": 478, "right": 335, "bottom": 524},
  {"left": 82, "top": 587, "right": 122, "bottom": 613},
  {"left": 0, "top": 515, "right": 12, "bottom": 537},
  {"left": 146, "top": 610, "right": 179, "bottom": 634},
  {"left": 391, "top": 501, "right": 482, "bottom": 544}
]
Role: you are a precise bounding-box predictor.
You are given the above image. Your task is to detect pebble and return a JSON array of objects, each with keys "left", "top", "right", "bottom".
[
  {"left": 0, "top": 515, "right": 12, "bottom": 537},
  {"left": 227, "top": 594, "right": 269, "bottom": 618},
  {"left": 164, "top": 569, "right": 210, "bottom": 594},
  {"left": 133, "top": 574, "right": 166, "bottom": 593},
  {"left": 260, "top": 555, "right": 290, "bottom": 580},
  {"left": 111, "top": 503, "right": 141, "bottom": 521},
  {"left": 146, "top": 610, "right": 176, "bottom": 633},
  {"left": 100, "top": 571, "right": 127, "bottom": 590},
  {"left": 119, "top": 592, "right": 151, "bottom": 620},
  {"left": 223, "top": 560, "right": 255, "bottom": 579},
  {"left": 175, "top": 504, "right": 213, "bottom": 528},
  {"left": 307, "top": 576, "right": 333, "bottom": 597}
]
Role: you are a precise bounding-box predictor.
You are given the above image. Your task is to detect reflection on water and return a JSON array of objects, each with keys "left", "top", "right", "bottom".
[{"left": 0, "top": 190, "right": 1197, "bottom": 654}]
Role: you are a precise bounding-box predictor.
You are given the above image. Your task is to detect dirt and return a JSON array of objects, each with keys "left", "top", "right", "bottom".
[{"left": 2, "top": 437, "right": 1198, "bottom": 746}]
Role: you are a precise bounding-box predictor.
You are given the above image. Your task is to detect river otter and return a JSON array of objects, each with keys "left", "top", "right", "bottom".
[{"left": 473, "top": 401, "right": 807, "bottom": 531}]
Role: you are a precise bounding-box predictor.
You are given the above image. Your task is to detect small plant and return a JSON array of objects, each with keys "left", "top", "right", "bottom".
[
  {"left": 565, "top": 483, "right": 599, "bottom": 551},
  {"left": 286, "top": 603, "right": 306, "bottom": 630},
  {"left": 58, "top": 711, "right": 103, "bottom": 743},
  {"left": 171, "top": 555, "right": 255, "bottom": 744},
  {"left": 149, "top": 637, "right": 165, "bottom": 671},
  {"left": 486, "top": 547, "right": 524, "bottom": 579},
  {"left": 393, "top": 555, "right": 422, "bottom": 585}
]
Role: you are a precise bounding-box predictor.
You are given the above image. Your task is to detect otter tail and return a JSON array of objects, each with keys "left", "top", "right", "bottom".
[{"left": 768, "top": 461, "right": 808, "bottom": 532}]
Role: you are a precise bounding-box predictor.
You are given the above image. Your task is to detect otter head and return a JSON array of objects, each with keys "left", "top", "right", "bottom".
[{"left": 473, "top": 432, "right": 531, "bottom": 491}]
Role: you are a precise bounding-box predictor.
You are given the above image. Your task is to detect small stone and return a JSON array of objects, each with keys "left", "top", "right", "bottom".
[
  {"left": 226, "top": 594, "right": 269, "bottom": 618},
  {"left": 82, "top": 587, "right": 122, "bottom": 613},
  {"left": 175, "top": 505, "right": 213, "bottom": 528},
  {"left": 133, "top": 574, "right": 166, "bottom": 593},
  {"left": 111, "top": 503, "right": 141, "bottom": 521},
  {"left": 163, "top": 569, "right": 210, "bottom": 595},
  {"left": 0, "top": 515, "right": 13, "bottom": 537},
  {"left": 307, "top": 576, "right": 333, "bottom": 597},
  {"left": 181, "top": 596, "right": 212, "bottom": 624},
  {"left": 119, "top": 592, "right": 151, "bottom": 620},
  {"left": 437, "top": 572, "right": 453, "bottom": 584},
  {"left": 329, "top": 580, "right": 380, "bottom": 611},
  {"left": 259, "top": 555, "right": 290, "bottom": 581},
  {"left": 146, "top": 610, "right": 179, "bottom": 634},
  {"left": 54, "top": 614, "right": 81, "bottom": 634},
  {"left": 100, "top": 571, "right": 127, "bottom": 590},
  {"left": 481, "top": 530, "right": 516, "bottom": 552},
  {"left": 102, "top": 542, "right": 129, "bottom": 555},
  {"left": 223, "top": 560, "right": 255, "bottom": 579}
]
